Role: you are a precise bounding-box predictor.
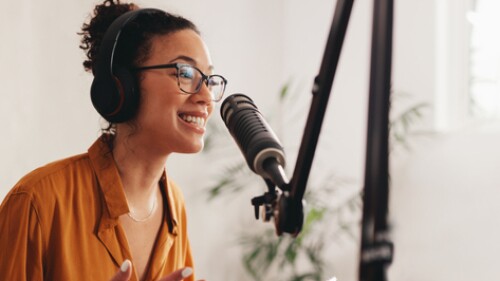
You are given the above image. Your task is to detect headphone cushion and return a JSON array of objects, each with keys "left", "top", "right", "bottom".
[
  {"left": 90, "top": 67, "right": 139, "bottom": 123},
  {"left": 112, "top": 67, "right": 139, "bottom": 122}
]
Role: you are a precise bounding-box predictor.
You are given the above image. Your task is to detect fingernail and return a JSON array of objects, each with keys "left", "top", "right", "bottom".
[
  {"left": 121, "top": 259, "right": 131, "bottom": 272},
  {"left": 181, "top": 267, "right": 193, "bottom": 278}
]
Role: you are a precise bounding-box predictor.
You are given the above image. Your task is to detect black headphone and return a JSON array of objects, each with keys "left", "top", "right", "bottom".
[{"left": 90, "top": 8, "right": 161, "bottom": 123}]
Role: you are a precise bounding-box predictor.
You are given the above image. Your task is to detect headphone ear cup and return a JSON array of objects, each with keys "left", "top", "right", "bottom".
[
  {"left": 111, "top": 67, "right": 140, "bottom": 122},
  {"left": 90, "top": 67, "right": 139, "bottom": 123},
  {"left": 90, "top": 75, "right": 119, "bottom": 121}
]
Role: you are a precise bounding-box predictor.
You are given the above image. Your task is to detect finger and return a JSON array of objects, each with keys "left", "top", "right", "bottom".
[
  {"left": 158, "top": 267, "right": 193, "bottom": 281},
  {"left": 110, "top": 260, "right": 133, "bottom": 281}
]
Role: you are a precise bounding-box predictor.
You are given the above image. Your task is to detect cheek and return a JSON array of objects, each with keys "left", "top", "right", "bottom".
[
  {"left": 138, "top": 83, "right": 173, "bottom": 114},
  {"left": 207, "top": 104, "right": 214, "bottom": 118},
  {"left": 140, "top": 96, "right": 171, "bottom": 122},
  {"left": 134, "top": 92, "right": 164, "bottom": 127}
]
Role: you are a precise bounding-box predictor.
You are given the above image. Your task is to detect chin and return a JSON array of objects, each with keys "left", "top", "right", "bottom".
[{"left": 179, "top": 143, "right": 204, "bottom": 154}]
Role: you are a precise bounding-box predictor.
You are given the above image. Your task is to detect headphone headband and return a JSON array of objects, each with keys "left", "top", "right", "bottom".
[{"left": 90, "top": 8, "right": 163, "bottom": 123}]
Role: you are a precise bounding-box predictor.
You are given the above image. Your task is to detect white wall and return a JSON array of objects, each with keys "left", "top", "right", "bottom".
[
  {"left": 1, "top": 0, "right": 99, "bottom": 200},
  {"left": 2, "top": 0, "right": 500, "bottom": 280},
  {"left": 389, "top": 1, "right": 500, "bottom": 280}
]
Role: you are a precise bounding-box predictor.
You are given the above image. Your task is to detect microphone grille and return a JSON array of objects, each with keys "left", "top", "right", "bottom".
[
  {"left": 221, "top": 93, "right": 257, "bottom": 124},
  {"left": 220, "top": 93, "right": 285, "bottom": 174}
]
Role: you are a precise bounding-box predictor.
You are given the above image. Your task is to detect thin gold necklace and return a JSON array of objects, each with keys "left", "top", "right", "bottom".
[{"left": 127, "top": 198, "right": 157, "bottom": 222}]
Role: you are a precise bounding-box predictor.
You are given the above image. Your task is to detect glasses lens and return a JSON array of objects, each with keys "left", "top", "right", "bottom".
[
  {"left": 177, "top": 64, "right": 226, "bottom": 101},
  {"left": 177, "top": 65, "right": 201, "bottom": 94},
  {"left": 207, "top": 75, "right": 226, "bottom": 101}
]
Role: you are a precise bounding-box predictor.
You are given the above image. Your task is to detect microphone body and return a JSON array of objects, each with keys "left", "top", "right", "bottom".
[
  {"left": 220, "top": 94, "right": 288, "bottom": 188},
  {"left": 221, "top": 93, "right": 303, "bottom": 236}
]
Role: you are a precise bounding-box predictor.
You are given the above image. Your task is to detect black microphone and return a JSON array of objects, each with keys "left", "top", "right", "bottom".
[{"left": 220, "top": 93, "right": 288, "bottom": 189}]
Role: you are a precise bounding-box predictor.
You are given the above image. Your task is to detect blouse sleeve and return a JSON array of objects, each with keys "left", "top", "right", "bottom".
[{"left": 0, "top": 192, "right": 44, "bottom": 280}]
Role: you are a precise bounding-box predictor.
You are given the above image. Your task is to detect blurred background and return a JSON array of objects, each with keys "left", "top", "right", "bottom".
[{"left": 1, "top": 0, "right": 500, "bottom": 280}]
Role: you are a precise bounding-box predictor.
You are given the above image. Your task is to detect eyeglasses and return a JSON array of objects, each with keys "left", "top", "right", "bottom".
[{"left": 133, "top": 63, "right": 227, "bottom": 102}]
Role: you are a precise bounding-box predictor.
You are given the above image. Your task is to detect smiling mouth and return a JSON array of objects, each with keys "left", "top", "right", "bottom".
[{"left": 179, "top": 113, "right": 206, "bottom": 128}]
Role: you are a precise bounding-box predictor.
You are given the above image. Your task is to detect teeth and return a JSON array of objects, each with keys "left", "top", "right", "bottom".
[{"left": 181, "top": 114, "right": 205, "bottom": 127}]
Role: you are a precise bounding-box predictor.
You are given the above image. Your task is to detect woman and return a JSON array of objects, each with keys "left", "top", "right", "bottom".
[{"left": 0, "top": 1, "right": 226, "bottom": 280}]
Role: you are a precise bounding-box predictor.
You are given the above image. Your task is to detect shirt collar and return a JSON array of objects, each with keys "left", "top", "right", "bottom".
[
  {"left": 88, "top": 134, "right": 129, "bottom": 219},
  {"left": 160, "top": 171, "right": 179, "bottom": 235}
]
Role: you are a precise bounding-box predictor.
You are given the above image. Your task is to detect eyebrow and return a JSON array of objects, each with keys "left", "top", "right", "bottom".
[{"left": 169, "top": 55, "right": 214, "bottom": 72}]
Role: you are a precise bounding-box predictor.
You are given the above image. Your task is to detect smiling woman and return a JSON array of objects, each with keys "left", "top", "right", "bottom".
[
  {"left": 0, "top": 0, "right": 225, "bottom": 280},
  {"left": 120, "top": 29, "right": 218, "bottom": 155}
]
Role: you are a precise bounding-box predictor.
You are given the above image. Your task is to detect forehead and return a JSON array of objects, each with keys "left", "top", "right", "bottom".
[{"left": 146, "top": 29, "right": 212, "bottom": 71}]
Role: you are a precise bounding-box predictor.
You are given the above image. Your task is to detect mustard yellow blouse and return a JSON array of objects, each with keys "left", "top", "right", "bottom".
[{"left": 0, "top": 136, "right": 195, "bottom": 281}]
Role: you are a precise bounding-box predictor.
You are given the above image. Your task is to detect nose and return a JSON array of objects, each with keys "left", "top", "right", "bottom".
[{"left": 191, "top": 81, "right": 213, "bottom": 105}]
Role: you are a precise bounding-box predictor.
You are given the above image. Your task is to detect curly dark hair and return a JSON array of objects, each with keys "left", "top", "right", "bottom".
[{"left": 79, "top": 0, "right": 199, "bottom": 75}]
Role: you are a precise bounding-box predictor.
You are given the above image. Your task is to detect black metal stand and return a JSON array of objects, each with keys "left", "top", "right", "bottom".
[{"left": 359, "top": 0, "right": 394, "bottom": 280}]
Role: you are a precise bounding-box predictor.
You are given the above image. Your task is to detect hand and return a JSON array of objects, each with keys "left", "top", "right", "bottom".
[{"left": 110, "top": 260, "right": 205, "bottom": 281}]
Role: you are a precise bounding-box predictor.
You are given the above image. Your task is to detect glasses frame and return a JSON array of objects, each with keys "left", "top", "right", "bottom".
[{"left": 133, "top": 63, "right": 227, "bottom": 102}]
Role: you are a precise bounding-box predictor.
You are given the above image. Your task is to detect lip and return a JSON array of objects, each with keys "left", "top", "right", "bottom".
[
  {"left": 178, "top": 110, "right": 208, "bottom": 119},
  {"left": 178, "top": 110, "right": 209, "bottom": 134}
]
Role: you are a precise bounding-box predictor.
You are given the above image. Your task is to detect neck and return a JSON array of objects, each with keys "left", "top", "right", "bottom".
[{"left": 111, "top": 128, "right": 169, "bottom": 206}]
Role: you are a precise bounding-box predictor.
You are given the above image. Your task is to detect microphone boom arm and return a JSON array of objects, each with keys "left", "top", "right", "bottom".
[{"left": 273, "top": 0, "right": 355, "bottom": 237}]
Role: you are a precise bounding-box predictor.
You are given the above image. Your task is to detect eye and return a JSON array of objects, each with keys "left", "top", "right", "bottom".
[
  {"left": 208, "top": 77, "right": 222, "bottom": 86},
  {"left": 178, "top": 65, "right": 195, "bottom": 80}
]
